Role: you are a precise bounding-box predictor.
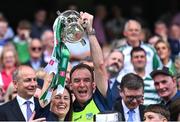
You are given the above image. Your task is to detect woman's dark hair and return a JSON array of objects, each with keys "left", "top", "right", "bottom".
[
  {"left": 52, "top": 85, "right": 73, "bottom": 121},
  {"left": 63, "top": 86, "right": 73, "bottom": 121}
]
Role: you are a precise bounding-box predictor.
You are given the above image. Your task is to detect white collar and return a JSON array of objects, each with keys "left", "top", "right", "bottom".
[
  {"left": 16, "top": 95, "right": 34, "bottom": 106},
  {"left": 109, "top": 77, "right": 116, "bottom": 83},
  {"left": 122, "top": 99, "right": 139, "bottom": 114},
  {"left": 165, "top": 59, "right": 173, "bottom": 67}
]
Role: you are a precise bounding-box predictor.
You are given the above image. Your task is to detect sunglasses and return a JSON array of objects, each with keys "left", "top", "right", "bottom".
[{"left": 31, "top": 47, "right": 42, "bottom": 52}]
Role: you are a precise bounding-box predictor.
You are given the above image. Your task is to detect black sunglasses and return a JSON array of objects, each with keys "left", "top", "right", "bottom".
[{"left": 31, "top": 47, "right": 42, "bottom": 51}]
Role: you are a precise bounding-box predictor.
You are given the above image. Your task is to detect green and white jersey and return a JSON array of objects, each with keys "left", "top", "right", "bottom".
[
  {"left": 143, "top": 74, "right": 160, "bottom": 106},
  {"left": 119, "top": 43, "right": 161, "bottom": 74},
  {"left": 159, "top": 59, "right": 176, "bottom": 75}
]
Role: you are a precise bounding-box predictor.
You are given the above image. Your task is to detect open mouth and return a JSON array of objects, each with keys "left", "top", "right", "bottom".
[
  {"left": 78, "top": 90, "right": 87, "bottom": 96},
  {"left": 57, "top": 105, "right": 66, "bottom": 109}
]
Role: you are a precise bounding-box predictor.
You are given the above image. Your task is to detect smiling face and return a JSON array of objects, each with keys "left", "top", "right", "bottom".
[
  {"left": 153, "top": 74, "right": 177, "bottom": 101},
  {"left": 50, "top": 88, "right": 71, "bottom": 120},
  {"left": 14, "top": 66, "right": 37, "bottom": 99},
  {"left": 70, "top": 68, "right": 95, "bottom": 105}
]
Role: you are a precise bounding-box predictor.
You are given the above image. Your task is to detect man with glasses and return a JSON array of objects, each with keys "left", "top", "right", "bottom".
[
  {"left": 0, "top": 65, "right": 45, "bottom": 121},
  {"left": 113, "top": 73, "right": 145, "bottom": 122}
]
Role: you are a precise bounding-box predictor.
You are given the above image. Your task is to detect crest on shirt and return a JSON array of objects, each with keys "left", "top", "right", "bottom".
[{"left": 86, "top": 113, "right": 93, "bottom": 120}]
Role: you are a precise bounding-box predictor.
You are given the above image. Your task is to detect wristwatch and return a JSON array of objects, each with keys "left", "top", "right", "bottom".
[{"left": 87, "top": 28, "right": 96, "bottom": 35}]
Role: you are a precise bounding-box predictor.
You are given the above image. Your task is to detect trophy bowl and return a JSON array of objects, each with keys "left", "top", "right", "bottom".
[{"left": 59, "top": 10, "right": 85, "bottom": 44}]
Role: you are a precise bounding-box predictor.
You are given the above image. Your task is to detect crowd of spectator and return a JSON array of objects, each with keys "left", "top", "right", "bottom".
[{"left": 0, "top": 3, "right": 179, "bottom": 122}]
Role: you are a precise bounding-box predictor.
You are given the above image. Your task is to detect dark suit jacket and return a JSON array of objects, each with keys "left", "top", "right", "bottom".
[
  {"left": 113, "top": 99, "right": 145, "bottom": 121},
  {"left": 37, "top": 104, "right": 59, "bottom": 121},
  {"left": 0, "top": 97, "right": 42, "bottom": 121},
  {"left": 107, "top": 79, "right": 121, "bottom": 109},
  {"left": 24, "top": 59, "right": 47, "bottom": 69},
  {"left": 111, "top": 80, "right": 121, "bottom": 101}
]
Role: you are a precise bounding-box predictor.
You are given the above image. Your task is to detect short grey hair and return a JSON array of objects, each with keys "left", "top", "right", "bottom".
[
  {"left": 13, "top": 68, "right": 19, "bottom": 81},
  {"left": 124, "top": 19, "right": 142, "bottom": 32},
  {"left": 40, "top": 29, "right": 53, "bottom": 41},
  {"left": 13, "top": 65, "right": 31, "bottom": 82}
]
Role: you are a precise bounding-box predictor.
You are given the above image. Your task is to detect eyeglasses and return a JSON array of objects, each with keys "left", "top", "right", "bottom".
[
  {"left": 126, "top": 95, "right": 143, "bottom": 102},
  {"left": 31, "top": 47, "right": 42, "bottom": 52}
]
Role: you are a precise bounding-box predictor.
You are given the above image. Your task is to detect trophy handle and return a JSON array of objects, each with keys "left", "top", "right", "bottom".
[{"left": 56, "top": 10, "right": 61, "bottom": 16}]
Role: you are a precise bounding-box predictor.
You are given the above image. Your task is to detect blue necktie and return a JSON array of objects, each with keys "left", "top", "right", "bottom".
[
  {"left": 25, "top": 101, "right": 33, "bottom": 121},
  {"left": 127, "top": 109, "right": 134, "bottom": 122}
]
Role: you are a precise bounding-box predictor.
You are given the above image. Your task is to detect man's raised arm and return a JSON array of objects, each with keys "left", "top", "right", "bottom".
[{"left": 80, "top": 12, "right": 108, "bottom": 97}]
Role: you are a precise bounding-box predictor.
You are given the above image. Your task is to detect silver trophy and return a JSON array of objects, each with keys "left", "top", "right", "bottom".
[{"left": 57, "top": 10, "right": 86, "bottom": 45}]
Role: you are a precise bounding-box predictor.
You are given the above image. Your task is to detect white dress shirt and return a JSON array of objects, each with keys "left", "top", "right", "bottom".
[
  {"left": 31, "top": 60, "right": 41, "bottom": 70},
  {"left": 16, "top": 95, "right": 35, "bottom": 121},
  {"left": 122, "top": 100, "right": 141, "bottom": 122}
]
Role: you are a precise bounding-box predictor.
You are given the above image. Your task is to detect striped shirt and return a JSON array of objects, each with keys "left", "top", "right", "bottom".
[{"left": 143, "top": 75, "right": 160, "bottom": 106}]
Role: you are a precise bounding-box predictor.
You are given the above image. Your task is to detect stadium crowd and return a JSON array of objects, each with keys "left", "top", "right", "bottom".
[{"left": 0, "top": 4, "right": 179, "bottom": 122}]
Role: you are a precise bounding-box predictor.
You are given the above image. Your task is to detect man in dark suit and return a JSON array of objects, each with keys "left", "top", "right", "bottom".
[
  {"left": 113, "top": 73, "right": 145, "bottom": 122},
  {"left": 24, "top": 38, "right": 47, "bottom": 70},
  {"left": 0, "top": 65, "right": 45, "bottom": 121},
  {"left": 104, "top": 49, "right": 124, "bottom": 103}
]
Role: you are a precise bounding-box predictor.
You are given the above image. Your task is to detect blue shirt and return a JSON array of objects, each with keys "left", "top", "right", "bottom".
[{"left": 161, "top": 90, "right": 180, "bottom": 108}]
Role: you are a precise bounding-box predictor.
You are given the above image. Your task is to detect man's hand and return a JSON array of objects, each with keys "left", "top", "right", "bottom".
[
  {"left": 79, "top": 12, "right": 94, "bottom": 33},
  {"left": 29, "top": 111, "right": 46, "bottom": 122}
]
